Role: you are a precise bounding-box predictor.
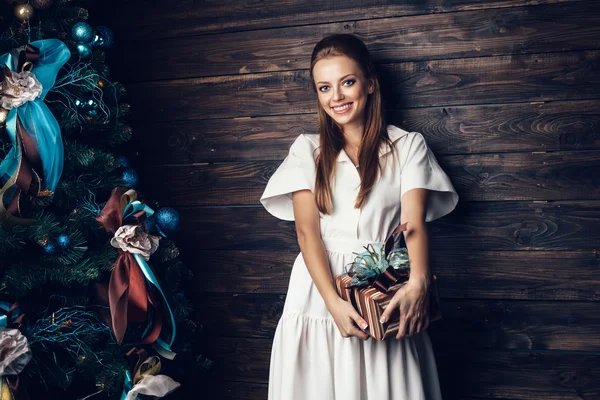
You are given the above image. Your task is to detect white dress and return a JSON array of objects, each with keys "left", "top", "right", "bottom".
[{"left": 260, "top": 124, "right": 459, "bottom": 400}]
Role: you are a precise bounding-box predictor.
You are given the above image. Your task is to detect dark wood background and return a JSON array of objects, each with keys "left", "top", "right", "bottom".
[{"left": 106, "top": 0, "right": 600, "bottom": 398}]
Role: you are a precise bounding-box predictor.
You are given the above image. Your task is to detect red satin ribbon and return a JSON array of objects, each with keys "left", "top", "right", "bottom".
[
  {"left": 371, "top": 266, "right": 410, "bottom": 294},
  {"left": 3, "top": 43, "right": 49, "bottom": 220},
  {"left": 17, "top": 44, "right": 39, "bottom": 70},
  {"left": 96, "top": 188, "right": 162, "bottom": 345},
  {"left": 384, "top": 221, "right": 408, "bottom": 255}
]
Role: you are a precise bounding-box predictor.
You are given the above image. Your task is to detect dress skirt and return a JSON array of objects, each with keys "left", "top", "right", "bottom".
[{"left": 267, "top": 237, "right": 444, "bottom": 400}]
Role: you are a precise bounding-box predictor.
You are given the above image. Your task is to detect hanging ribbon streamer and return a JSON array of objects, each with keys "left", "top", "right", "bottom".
[
  {"left": 120, "top": 348, "right": 180, "bottom": 400},
  {"left": 0, "top": 302, "right": 23, "bottom": 329},
  {"left": 96, "top": 187, "right": 177, "bottom": 359},
  {"left": 0, "top": 39, "right": 70, "bottom": 224},
  {"left": 0, "top": 302, "right": 30, "bottom": 400}
]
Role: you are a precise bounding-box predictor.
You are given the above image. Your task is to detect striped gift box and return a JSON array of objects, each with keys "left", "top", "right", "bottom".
[{"left": 333, "top": 273, "right": 442, "bottom": 341}]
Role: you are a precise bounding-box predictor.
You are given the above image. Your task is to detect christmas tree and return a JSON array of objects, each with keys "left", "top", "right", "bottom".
[{"left": 0, "top": 1, "right": 210, "bottom": 398}]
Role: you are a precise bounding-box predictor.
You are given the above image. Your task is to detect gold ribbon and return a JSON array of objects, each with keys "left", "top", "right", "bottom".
[
  {"left": 133, "top": 356, "right": 162, "bottom": 385},
  {"left": 0, "top": 377, "right": 12, "bottom": 400}
]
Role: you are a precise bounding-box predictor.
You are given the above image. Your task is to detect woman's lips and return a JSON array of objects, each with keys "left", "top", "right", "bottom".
[{"left": 332, "top": 102, "right": 353, "bottom": 114}]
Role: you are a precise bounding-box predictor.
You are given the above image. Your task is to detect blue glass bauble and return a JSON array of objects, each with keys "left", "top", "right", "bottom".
[
  {"left": 44, "top": 243, "right": 57, "bottom": 254},
  {"left": 72, "top": 22, "right": 94, "bottom": 44},
  {"left": 155, "top": 208, "right": 180, "bottom": 237},
  {"left": 121, "top": 168, "right": 139, "bottom": 188},
  {"left": 91, "top": 26, "right": 114, "bottom": 49},
  {"left": 116, "top": 156, "right": 132, "bottom": 168},
  {"left": 57, "top": 234, "right": 70, "bottom": 249},
  {"left": 76, "top": 43, "right": 92, "bottom": 60},
  {"left": 144, "top": 214, "right": 159, "bottom": 235}
]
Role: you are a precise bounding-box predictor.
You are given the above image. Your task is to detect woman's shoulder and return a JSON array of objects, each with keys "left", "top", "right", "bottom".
[
  {"left": 386, "top": 124, "right": 420, "bottom": 143},
  {"left": 289, "top": 133, "right": 319, "bottom": 159},
  {"left": 382, "top": 124, "right": 425, "bottom": 155},
  {"left": 386, "top": 124, "right": 433, "bottom": 154}
]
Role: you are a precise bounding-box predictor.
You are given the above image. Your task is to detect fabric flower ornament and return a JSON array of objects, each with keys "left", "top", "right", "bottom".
[
  {"left": 0, "top": 328, "right": 32, "bottom": 376},
  {"left": 0, "top": 68, "right": 43, "bottom": 110},
  {"left": 125, "top": 374, "right": 181, "bottom": 400},
  {"left": 110, "top": 224, "right": 160, "bottom": 261},
  {"left": 121, "top": 348, "right": 180, "bottom": 400}
]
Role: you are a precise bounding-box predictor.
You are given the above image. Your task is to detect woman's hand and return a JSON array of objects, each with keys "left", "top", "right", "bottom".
[
  {"left": 327, "top": 297, "right": 370, "bottom": 340},
  {"left": 379, "top": 274, "right": 430, "bottom": 339}
]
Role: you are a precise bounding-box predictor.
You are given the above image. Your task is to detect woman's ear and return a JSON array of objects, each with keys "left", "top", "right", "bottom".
[{"left": 368, "top": 78, "right": 375, "bottom": 94}]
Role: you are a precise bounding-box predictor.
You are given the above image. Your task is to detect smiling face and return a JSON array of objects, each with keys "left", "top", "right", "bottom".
[{"left": 312, "top": 55, "right": 374, "bottom": 130}]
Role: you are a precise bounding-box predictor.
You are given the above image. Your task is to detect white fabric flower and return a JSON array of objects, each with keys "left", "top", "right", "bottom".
[
  {"left": 0, "top": 328, "right": 32, "bottom": 376},
  {"left": 110, "top": 225, "right": 160, "bottom": 261},
  {"left": 125, "top": 374, "right": 180, "bottom": 400},
  {"left": 0, "top": 68, "right": 43, "bottom": 110}
]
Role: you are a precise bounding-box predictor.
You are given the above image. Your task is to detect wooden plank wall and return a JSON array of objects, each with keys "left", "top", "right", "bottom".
[{"left": 107, "top": 1, "right": 600, "bottom": 398}]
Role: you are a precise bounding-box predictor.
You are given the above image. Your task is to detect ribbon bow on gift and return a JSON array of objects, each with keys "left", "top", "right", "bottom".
[
  {"left": 0, "top": 302, "right": 30, "bottom": 400},
  {"left": 0, "top": 39, "right": 70, "bottom": 224},
  {"left": 96, "top": 187, "right": 176, "bottom": 359},
  {"left": 120, "top": 348, "right": 180, "bottom": 400},
  {"left": 344, "top": 222, "right": 413, "bottom": 293}
]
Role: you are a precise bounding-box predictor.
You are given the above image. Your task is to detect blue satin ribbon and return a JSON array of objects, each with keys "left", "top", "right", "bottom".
[
  {"left": 0, "top": 39, "right": 70, "bottom": 194},
  {"left": 120, "top": 370, "right": 133, "bottom": 400},
  {"left": 0, "top": 301, "right": 21, "bottom": 328},
  {"left": 123, "top": 200, "right": 177, "bottom": 359}
]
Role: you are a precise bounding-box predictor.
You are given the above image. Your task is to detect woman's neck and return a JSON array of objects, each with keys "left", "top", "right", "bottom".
[{"left": 341, "top": 120, "right": 365, "bottom": 147}]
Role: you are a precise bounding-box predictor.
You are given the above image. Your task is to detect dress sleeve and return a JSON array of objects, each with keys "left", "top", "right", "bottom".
[
  {"left": 260, "top": 134, "right": 316, "bottom": 221},
  {"left": 400, "top": 132, "right": 459, "bottom": 222}
]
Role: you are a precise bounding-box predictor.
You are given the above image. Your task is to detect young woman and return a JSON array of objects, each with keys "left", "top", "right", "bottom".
[{"left": 260, "top": 33, "right": 459, "bottom": 400}]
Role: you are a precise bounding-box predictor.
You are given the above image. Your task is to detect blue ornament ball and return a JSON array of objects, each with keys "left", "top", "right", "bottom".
[
  {"left": 44, "top": 243, "right": 57, "bottom": 254},
  {"left": 76, "top": 43, "right": 92, "bottom": 60},
  {"left": 155, "top": 207, "right": 180, "bottom": 237},
  {"left": 72, "top": 22, "right": 94, "bottom": 43},
  {"left": 116, "top": 156, "right": 132, "bottom": 168},
  {"left": 144, "top": 214, "right": 159, "bottom": 235},
  {"left": 121, "top": 168, "right": 139, "bottom": 188},
  {"left": 57, "top": 234, "right": 70, "bottom": 249},
  {"left": 91, "top": 26, "right": 114, "bottom": 49}
]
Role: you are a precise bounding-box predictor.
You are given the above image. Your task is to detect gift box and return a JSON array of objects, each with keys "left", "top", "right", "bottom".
[
  {"left": 333, "top": 222, "right": 442, "bottom": 341},
  {"left": 334, "top": 271, "right": 441, "bottom": 341}
]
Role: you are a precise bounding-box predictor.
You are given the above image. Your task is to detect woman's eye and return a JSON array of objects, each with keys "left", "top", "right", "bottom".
[
  {"left": 344, "top": 80, "right": 355, "bottom": 86},
  {"left": 319, "top": 86, "right": 329, "bottom": 92}
]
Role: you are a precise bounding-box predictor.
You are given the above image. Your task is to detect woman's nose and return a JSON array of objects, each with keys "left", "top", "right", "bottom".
[{"left": 333, "top": 85, "right": 344, "bottom": 101}]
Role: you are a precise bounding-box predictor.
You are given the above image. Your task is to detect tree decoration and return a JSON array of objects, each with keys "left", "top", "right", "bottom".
[
  {"left": 91, "top": 26, "right": 114, "bottom": 49},
  {"left": 0, "top": 2, "right": 206, "bottom": 398},
  {"left": 71, "top": 21, "right": 93, "bottom": 44},
  {"left": 14, "top": 4, "right": 34, "bottom": 22}
]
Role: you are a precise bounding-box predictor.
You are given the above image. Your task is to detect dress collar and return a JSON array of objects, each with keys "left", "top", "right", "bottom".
[{"left": 336, "top": 124, "right": 410, "bottom": 163}]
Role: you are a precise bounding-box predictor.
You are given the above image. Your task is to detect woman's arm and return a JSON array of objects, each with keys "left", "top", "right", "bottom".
[
  {"left": 380, "top": 188, "right": 432, "bottom": 338},
  {"left": 292, "top": 189, "right": 338, "bottom": 307},
  {"left": 292, "top": 189, "right": 370, "bottom": 340},
  {"left": 400, "top": 188, "right": 431, "bottom": 286}
]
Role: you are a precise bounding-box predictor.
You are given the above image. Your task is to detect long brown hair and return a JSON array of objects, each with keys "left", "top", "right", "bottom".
[{"left": 309, "top": 34, "right": 394, "bottom": 214}]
